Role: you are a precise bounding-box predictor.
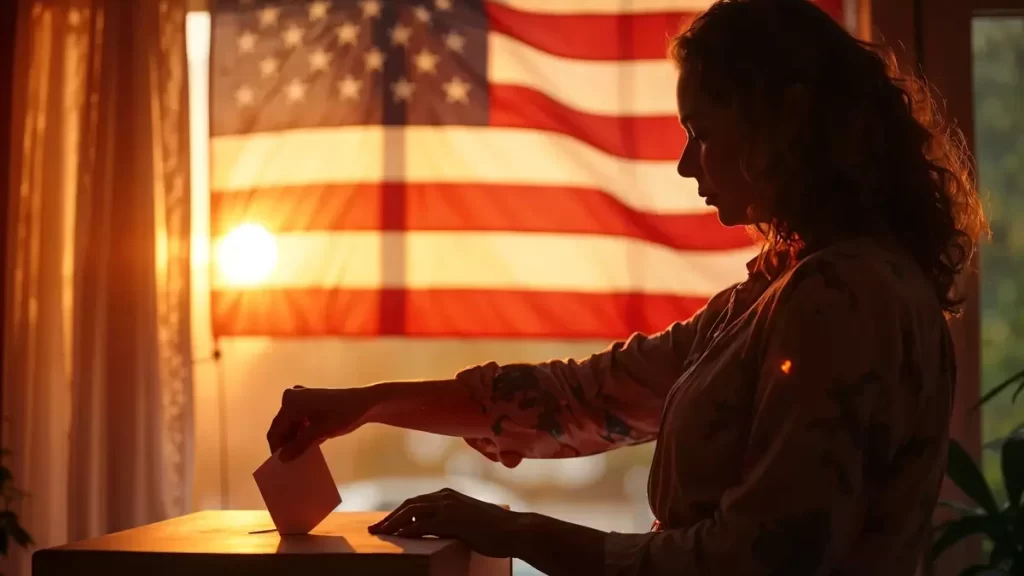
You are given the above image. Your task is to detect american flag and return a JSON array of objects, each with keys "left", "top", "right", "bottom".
[{"left": 209, "top": 0, "right": 849, "bottom": 339}]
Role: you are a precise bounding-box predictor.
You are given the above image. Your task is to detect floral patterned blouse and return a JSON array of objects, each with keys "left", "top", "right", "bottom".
[{"left": 455, "top": 237, "right": 956, "bottom": 575}]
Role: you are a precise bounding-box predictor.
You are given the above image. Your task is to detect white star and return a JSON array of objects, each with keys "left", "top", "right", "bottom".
[
  {"left": 235, "top": 85, "right": 255, "bottom": 106},
  {"left": 444, "top": 31, "right": 465, "bottom": 53},
  {"left": 309, "top": 48, "right": 331, "bottom": 71},
  {"left": 336, "top": 21, "right": 360, "bottom": 45},
  {"left": 413, "top": 48, "right": 439, "bottom": 74},
  {"left": 285, "top": 78, "right": 307, "bottom": 102},
  {"left": 282, "top": 24, "right": 304, "bottom": 48},
  {"left": 435, "top": 0, "right": 452, "bottom": 10},
  {"left": 364, "top": 47, "right": 385, "bottom": 72},
  {"left": 442, "top": 76, "right": 471, "bottom": 104},
  {"left": 359, "top": 0, "right": 382, "bottom": 19},
  {"left": 391, "top": 76, "right": 415, "bottom": 102},
  {"left": 338, "top": 75, "right": 362, "bottom": 100},
  {"left": 258, "top": 6, "right": 280, "bottom": 28},
  {"left": 413, "top": 5, "right": 431, "bottom": 23},
  {"left": 259, "top": 57, "right": 279, "bottom": 78},
  {"left": 237, "top": 30, "right": 257, "bottom": 53},
  {"left": 390, "top": 23, "right": 412, "bottom": 47},
  {"left": 308, "top": 0, "right": 330, "bottom": 21}
]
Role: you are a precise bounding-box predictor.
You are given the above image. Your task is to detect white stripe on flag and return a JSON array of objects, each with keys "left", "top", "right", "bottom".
[
  {"left": 489, "top": 32, "right": 678, "bottom": 116},
  {"left": 211, "top": 126, "right": 703, "bottom": 214},
  {"left": 212, "top": 230, "right": 757, "bottom": 295},
  {"left": 488, "top": 0, "right": 715, "bottom": 14}
]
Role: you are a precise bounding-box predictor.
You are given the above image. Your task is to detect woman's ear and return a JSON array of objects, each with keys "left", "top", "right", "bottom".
[
  {"left": 750, "top": 83, "right": 809, "bottom": 181},
  {"left": 742, "top": 84, "right": 808, "bottom": 176},
  {"left": 739, "top": 85, "right": 810, "bottom": 215}
]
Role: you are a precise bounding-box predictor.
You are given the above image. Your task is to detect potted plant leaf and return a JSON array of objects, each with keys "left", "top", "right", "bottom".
[
  {"left": 931, "top": 370, "right": 1024, "bottom": 575},
  {"left": 0, "top": 447, "right": 33, "bottom": 569}
]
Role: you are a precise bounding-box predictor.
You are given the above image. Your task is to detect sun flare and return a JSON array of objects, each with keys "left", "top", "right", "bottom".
[{"left": 215, "top": 223, "right": 278, "bottom": 286}]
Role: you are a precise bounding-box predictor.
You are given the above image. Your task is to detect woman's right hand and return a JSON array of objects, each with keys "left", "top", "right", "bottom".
[{"left": 266, "top": 385, "right": 376, "bottom": 462}]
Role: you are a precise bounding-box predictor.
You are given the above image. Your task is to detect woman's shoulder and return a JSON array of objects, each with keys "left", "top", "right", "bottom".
[{"left": 768, "top": 237, "right": 937, "bottom": 322}]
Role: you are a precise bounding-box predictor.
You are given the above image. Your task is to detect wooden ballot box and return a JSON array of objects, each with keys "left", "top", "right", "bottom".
[{"left": 33, "top": 510, "right": 512, "bottom": 576}]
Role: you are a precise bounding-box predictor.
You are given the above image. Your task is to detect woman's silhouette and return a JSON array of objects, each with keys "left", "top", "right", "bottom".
[{"left": 267, "top": 0, "right": 987, "bottom": 574}]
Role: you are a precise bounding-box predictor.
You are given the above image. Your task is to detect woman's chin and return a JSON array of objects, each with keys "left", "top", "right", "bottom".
[{"left": 715, "top": 208, "right": 748, "bottom": 227}]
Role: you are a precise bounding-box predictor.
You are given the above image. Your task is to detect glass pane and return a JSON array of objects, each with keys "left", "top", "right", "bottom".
[{"left": 973, "top": 15, "right": 1024, "bottom": 498}]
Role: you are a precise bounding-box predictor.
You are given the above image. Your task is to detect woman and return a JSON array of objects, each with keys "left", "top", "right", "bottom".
[{"left": 266, "top": 0, "right": 987, "bottom": 574}]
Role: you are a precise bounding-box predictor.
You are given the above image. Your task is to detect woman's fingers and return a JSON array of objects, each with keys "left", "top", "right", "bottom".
[
  {"left": 369, "top": 502, "right": 439, "bottom": 535},
  {"left": 395, "top": 517, "right": 448, "bottom": 539},
  {"left": 371, "top": 495, "right": 436, "bottom": 531},
  {"left": 266, "top": 386, "right": 312, "bottom": 454},
  {"left": 371, "top": 490, "right": 450, "bottom": 528},
  {"left": 266, "top": 408, "right": 300, "bottom": 453},
  {"left": 278, "top": 419, "right": 322, "bottom": 462}
]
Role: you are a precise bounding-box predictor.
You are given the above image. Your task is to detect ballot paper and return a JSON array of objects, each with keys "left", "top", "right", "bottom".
[{"left": 253, "top": 446, "right": 342, "bottom": 535}]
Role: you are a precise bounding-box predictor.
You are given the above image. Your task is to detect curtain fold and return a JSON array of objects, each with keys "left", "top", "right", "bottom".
[{"left": 3, "top": 1, "right": 192, "bottom": 574}]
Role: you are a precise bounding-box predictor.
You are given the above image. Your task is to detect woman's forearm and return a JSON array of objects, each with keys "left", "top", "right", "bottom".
[
  {"left": 359, "top": 379, "right": 494, "bottom": 438},
  {"left": 509, "top": 512, "right": 606, "bottom": 576}
]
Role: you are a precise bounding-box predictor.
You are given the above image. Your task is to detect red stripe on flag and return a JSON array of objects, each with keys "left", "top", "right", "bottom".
[
  {"left": 210, "top": 184, "right": 756, "bottom": 251},
  {"left": 489, "top": 85, "right": 684, "bottom": 161},
  {"left": 485, "top": 3, "right": 697, "bottom": 61},
  {"left": 814, "top": 0, "right": 844, "bottom": 22},
  {"left": 379, "top": 182, "right": 407, "bottom": 333},
  {"left": 211, "top": 288, "right": 709, "bottom": 339}
]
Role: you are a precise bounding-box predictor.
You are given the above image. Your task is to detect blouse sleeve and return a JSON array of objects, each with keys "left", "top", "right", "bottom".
[
  {"left": 456, "top": 287, "right": 736, "bottom": 464},
  {"left": 603, "top": 257, "right": 905, "bottom": 575}
]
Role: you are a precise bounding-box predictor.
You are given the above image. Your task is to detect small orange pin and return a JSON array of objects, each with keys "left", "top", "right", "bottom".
[{"left": 780, "top": 359, "right": 793, "bottom": 374}]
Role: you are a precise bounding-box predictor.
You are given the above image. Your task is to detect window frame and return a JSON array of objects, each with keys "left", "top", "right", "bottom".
[{"left": 871, "top": 0, "right": 1024, "bottom": 573}]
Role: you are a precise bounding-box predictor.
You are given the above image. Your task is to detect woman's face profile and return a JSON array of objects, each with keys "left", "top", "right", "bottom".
[{"left": 675, "top": 72, "right": 767, "bottom": 228}]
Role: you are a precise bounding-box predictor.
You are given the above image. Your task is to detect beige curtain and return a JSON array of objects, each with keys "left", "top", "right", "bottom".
[{"left": 2, "top": 0, "right": 193, "bottom": 574}]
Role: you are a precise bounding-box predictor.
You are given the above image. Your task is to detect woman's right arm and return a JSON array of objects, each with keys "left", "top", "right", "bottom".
[
  {"left": 348, "top": 317, "right": 709, "bottom": 467},
  {"left": 447, "top": 317, "right": 713, "bottom": 467},
  {"left": 269, "top": 290, "right": 732, "bottom": 463}
]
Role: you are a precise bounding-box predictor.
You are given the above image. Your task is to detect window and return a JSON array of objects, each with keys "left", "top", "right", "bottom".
[{"left": 973, "top": 14, "right": 1024, "bottom": 497}]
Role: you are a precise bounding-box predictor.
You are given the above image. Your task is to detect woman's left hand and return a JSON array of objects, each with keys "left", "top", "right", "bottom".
[{"left": 367, "top": 488, "right": 519, "bottom": 558}]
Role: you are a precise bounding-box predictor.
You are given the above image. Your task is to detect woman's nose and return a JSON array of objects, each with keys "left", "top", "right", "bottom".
[{"left": 677, "top": 139, "right": 700, "bottom": 178}]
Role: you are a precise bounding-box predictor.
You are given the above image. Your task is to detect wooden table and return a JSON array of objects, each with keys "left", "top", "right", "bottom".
[{"left": 32, "top": 510, "right": 512, "bottom": 576}]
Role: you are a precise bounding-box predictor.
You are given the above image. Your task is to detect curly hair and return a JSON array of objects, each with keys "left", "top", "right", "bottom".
[{"left": 668, "top": 0, "right": 987, "bottom": 317}]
